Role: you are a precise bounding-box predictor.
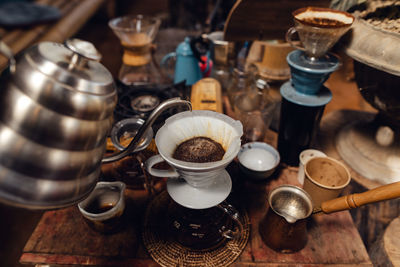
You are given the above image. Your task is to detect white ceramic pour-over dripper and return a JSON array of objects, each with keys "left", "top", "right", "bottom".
[{"left": 146, "top": 110, "right": 243, "bottom": 188}]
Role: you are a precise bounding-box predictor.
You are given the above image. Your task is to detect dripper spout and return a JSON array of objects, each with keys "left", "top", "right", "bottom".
[{"left": 102, "top": 98, "right": 192, "bottom": 163}]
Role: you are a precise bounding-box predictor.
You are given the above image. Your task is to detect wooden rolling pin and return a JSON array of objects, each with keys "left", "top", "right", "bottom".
[{"left": 318, "top": 181, "right": 400, "bottom": 214}]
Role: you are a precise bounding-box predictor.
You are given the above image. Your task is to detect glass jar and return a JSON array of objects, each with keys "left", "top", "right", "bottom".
[
  {"left": 211, "top": 64, "right": 231, "bottom": 93},
  {"left": 109, "top": 15, "right": 165, "bottom": 86},
  {"left": 226, "top": 68, "right": 253, "bottom": 108},
  {"left": 233, "top": 76, "right": 276, "bottom": 143}
]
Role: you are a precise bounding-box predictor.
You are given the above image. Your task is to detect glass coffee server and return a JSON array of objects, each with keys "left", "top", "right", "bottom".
[{"left": 109, "top": 15, "right": 163, "bottom": 86}]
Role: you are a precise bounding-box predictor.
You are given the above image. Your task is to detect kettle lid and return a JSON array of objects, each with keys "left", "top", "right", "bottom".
[{"left": 21, "top": 39, "right": 115, "bottom": 95}]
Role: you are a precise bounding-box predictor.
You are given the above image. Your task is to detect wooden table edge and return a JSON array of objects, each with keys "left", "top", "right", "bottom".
[{"left": 20, "top": 252, "right": 159, "bottom": 267}]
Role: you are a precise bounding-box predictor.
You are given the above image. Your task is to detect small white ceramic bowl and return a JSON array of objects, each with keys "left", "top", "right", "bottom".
[{"left": 237, "top": 142, "right": 280, "bottom": 180}]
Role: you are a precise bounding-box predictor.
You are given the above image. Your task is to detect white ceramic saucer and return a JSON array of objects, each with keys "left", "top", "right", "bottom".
[{"left": 166, "top": 170, "right": 232, "bottom": 209}]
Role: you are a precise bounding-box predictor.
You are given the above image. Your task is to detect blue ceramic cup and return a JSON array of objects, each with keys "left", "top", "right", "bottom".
[{"left": 287, "top": 50, "right": 339, "bottom": 95}]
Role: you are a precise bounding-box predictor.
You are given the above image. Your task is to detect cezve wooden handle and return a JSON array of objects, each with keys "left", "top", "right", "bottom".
[{"left": 321, "top": 181, "right": 400, "bottom": 214}]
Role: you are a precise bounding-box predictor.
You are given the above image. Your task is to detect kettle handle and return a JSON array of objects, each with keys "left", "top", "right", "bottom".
[
  {"left": 102, "top": 98, "right": 192, "bottom": 164},
  {"left": 0, "top": 41, "right": 16, "bottom": 73},
  {"left": 160, "top": 52, "right": 176, "bottom": 80},
  {"left": 285, "top": 27, "right": 305, "bottom": 52}
]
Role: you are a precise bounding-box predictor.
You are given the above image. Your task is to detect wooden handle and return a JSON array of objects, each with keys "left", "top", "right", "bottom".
[{"left": 321, "top": 181, "right": 400, "bottom": 214}]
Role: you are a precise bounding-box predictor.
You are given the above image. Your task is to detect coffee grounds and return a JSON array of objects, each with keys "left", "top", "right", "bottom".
[
  {"left": 173, "top": 137, "right": 225, "bottom": 163},
  {"left": 302, "top": 17, "right": 347, "bottom": 27}
]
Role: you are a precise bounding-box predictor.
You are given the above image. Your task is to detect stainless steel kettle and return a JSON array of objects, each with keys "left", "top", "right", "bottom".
[{"left": 0, "top": 39, "right": 191, "bottom": 209}]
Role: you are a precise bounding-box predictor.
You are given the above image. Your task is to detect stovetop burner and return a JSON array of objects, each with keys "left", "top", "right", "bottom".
[
  {"left": 130, "top": 94, "right": 161, "bottom": 113},
  {"left": 114, "top": 81, "right": 188, "bottom": 132}
]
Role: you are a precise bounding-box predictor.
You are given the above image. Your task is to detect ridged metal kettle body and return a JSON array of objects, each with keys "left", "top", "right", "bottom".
[{"left": 0, "top": 39, "right": 117, "bottom": 209}]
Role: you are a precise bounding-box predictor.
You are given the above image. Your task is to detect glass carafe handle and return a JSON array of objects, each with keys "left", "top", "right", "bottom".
[
  {"left": 217, "top": 201, "right": 244, "bottom": 239},
  {"left": 160, "top": 52, "right": 176, "bottom": 80},
  {"left": 285, "top": 27, "right": 305, "bottom": 52}
]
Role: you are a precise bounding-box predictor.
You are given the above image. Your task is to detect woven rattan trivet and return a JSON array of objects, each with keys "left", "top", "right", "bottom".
[{"left": 142, "top": 191, "right": 250, "bottom": 267}]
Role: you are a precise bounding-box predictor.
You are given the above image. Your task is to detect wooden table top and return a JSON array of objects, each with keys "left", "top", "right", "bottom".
[{"left": 20, "top": 128, "right": 372, "bottom": 267}]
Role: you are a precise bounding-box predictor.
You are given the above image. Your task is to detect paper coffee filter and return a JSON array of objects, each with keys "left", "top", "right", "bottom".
[
  {"left": 295, "top": 8, "right": 354, "bottom": 25},
  {"left": 156, "top": 110, "right": 243, "bottom": 165}
]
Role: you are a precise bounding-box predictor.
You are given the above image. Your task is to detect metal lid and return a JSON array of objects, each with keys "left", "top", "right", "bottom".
[
  {"left": 21, "top": 39, "right": 115, "bottom": 95},
  {"left": 65, "top": 39, "right": 102, "bottom": 61}
]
